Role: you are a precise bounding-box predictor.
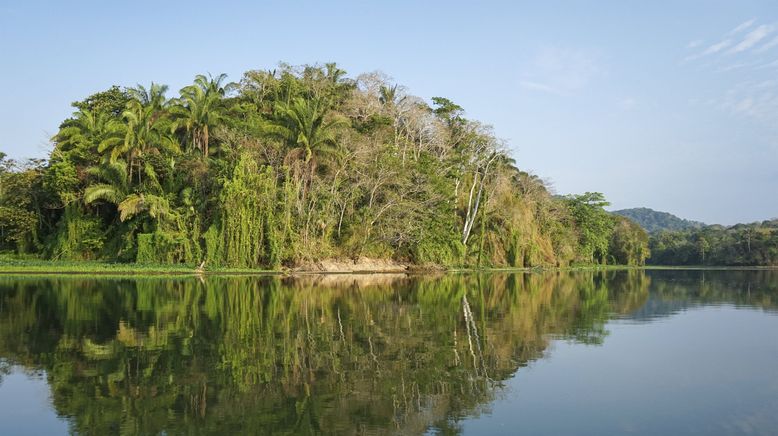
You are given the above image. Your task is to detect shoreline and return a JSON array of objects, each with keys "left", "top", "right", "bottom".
[{"left": 0, "top": 260, "right": 776, "bottom": 277}]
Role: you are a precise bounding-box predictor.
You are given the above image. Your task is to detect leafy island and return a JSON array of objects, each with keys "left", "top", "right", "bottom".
[{"left": 0, "top": 63, "right": 775, "bottom": 270}]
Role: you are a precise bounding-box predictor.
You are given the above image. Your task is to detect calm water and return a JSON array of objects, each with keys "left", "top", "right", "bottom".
[{"left": 0, "top": 270, "right": 777, "bottom": 435}]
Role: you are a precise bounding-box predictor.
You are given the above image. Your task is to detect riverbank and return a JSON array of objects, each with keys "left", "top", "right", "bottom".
[
  {"left": 0, "top": 257, "right": 404, "bottom": 275},
  {"left": 0, "top": 256, "right": 262, "bottom": 275},
  {"left": 0, "top": 256, "right": 414, "bottom": 275},
  {"left": 0, "top": 256, "right": 588, "bottom": 275},
  {"left": 1, "top": 255, "right": 775, "bottom": 276}
]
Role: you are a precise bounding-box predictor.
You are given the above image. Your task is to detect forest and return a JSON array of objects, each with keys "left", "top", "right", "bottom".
[
  {"left": 648, "top": 220, "right": 778, "bottom": 266},
  {"left": 0, "top": 63, "right": 653, "bottom": 269}
]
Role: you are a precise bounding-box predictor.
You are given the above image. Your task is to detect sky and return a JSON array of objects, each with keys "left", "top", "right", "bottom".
[{"left": 1, "top": 0, "right": 777, "bottom": 224}]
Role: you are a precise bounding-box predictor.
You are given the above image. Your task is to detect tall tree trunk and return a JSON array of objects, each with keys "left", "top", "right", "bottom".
[
  {"left": 203, "top": 126, "right": 209, "bottom": 158},
  {"left": 461, "top": 154, "right": 497, "bottom": 247}
]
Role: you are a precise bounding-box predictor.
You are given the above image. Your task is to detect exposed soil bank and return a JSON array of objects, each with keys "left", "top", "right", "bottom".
[{"left": 292, "top": 257, "right": 411, "bottom": 273}]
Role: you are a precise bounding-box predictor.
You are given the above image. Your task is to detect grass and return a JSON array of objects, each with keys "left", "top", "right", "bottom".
[{"left": 0, "top": 254, "right": 278, "bottom": 275}]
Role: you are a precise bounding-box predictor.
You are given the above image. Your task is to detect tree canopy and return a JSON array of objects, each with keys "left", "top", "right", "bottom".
[
  {"left": 648, "top": 220, "right": 778, "bottom": 266},
  {"left": 1, "top": 63, "right": 653, "bottom": 268}
]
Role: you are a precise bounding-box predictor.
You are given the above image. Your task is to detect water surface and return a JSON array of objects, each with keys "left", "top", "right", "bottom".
[{"left": 0, "top": 270, "right": 776, "bottom": 435}]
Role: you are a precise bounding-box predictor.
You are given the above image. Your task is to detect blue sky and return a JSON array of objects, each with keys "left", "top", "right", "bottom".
[{"left": 1, "top": 0, "right": 776, "bottom": 224}]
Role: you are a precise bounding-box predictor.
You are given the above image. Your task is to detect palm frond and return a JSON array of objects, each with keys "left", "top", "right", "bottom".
[
  {"left": 118, "top": 194, "right": 146, "bottom": 222},
  {"left": 84, "top": 184, "right": 121, "bottom": 205}
]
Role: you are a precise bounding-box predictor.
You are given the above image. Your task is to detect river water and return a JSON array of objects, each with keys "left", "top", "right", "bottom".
[{"left": 0, "top": 270, "right": 776, "bottom": 435}]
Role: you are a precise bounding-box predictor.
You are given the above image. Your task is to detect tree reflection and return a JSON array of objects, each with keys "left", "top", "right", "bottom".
[{"left": 0, "top": 270, "right": 773, "bottom": 434}]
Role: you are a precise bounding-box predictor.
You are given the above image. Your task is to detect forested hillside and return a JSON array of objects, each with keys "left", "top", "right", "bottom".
[
  {"left": 612, "top": 207, "right": 705, "bottom": 233},
  {"left": 0, "top": 63, "right": 651, "bottom": 269},
  {"left": 649, "top": 220, "right": 778, "bottom": 266}
]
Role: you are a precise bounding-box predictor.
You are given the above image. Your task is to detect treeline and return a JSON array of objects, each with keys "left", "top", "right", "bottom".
[
  {"left": 649, "top": 220, "right": 778, "bottom": 266},
  {"left": 0, "top": 63, "right": 649, "bottom": 268}
]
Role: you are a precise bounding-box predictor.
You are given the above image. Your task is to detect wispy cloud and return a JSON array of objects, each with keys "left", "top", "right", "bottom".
[
  {"left": 684, "top": 19, "right": 778, "bottom": 62},
  {"left": 685, "top": 20, "right": 778, "bottom": 127},
  {"left": 686, "top": 39, "right": 732, "bottom": 61},
  {"left": 717, "top": 80, "right": 778, "bottom": 120},
  {"left": 754, "top": 35, "right": 778, "bottom": 53},
  {"left": 519, "top": 46, "right": 601, "bottom": 96},
  {"left": 715, "top": 62, "right": 751, "bottom": 73},
  {"left": 702, "top": 39, "right": 732, "bottom": 55},
  {"left": 726, "top": 19, "right": 756, "bottom": 36},
  {"left": 728, "top": 24, "right": 774, "bottom": 54}
]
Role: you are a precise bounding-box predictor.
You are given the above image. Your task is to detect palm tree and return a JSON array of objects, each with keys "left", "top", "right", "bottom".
[
  {"left": 171, "top": 73, "right": 236, "bottom": 157},
  {"left": 324, "top": 62, "right": 347, "bottom": 85},
  {"left": 84, "top": 161, "right": 129, "bottom": 213},
  {"left": 379, "top": 84, "right": 400, "bottom": 107},
  {"left": 54, "top": 109, "right": 114, "bottom": 162},
  {"left": 127, "top": 82, "right": 168, "bottom": 111},
  {"left": 115, "top": 193, "right": 174, "bottom": 223},
  {"left": 99, "top": 84, "right": 178, "bottom": 184},
  {"left": 378, "top": 83, "right": 407, "bottom": 154},
  {"left": 85, "top": 161, "right": 173, "bottom": 223},
  {"left": 97, "top": 102, "right": 149, "bottom": 184},
  {"left": 267, "top": 97, "right": 346, "bottom": 165}
]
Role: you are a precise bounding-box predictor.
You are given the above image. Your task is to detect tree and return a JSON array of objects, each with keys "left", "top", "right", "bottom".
[
  {"left": 565, "top": 192, "right": 615, "bottom": 264},
  {"left": 172, "top": 74, "right": 236, "bottom": 157},
  {"left": 267, "top": 96, "right": 347, "bottom": 166},
  {"left": 609, "top": 216, "right": 650, "bottom": 265},
  {"left": 85, "top": 161, "right": 174, "bottom": 226},
  {"left": 84, "top": 161, "right": 130, "bottom": 213},
  {"left": 0, "top": 152, "right": 10, "bottom": 174},
  {"left": 0, "top": 159, "right": 43, "bottom": 252},
  {"left": 99, "top": 83, "right": 178, "bottom": 184},
  {"left": 54, "top": 108, "right": 118, "bottom": 166},
  {"left": 70, "top": 85, "right": 130, "bottom": 117},
  {"left": 449, "top": 121, "right": 502, "bottom": 248},
  {"left": 431, "top": 97, "right": 464, "bottom": 125}
]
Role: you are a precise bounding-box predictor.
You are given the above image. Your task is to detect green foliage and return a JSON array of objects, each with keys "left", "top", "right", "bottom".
[
  {"left": 649, "top": 220, "right": 778, "bottom": 266},
  {"left": 0, "top": 207, "right": 37, "bottom": 252},
  {"left": 4, "top": 62, "right": 700, "bottom": 268},
  {"left": 564, "top": 192, "right": 616, "bottom": 264},
  {"left": 45, "top": 205, "right": 105, "bottom": 260},
  {"left": 70, "top": 85, "right": 130, "bottom": 117},
  {"left": 207, "top": 155, "right": 280, "bottom": 268},
  {"left": 431, "top": 96, "right": 464, "bottom": 126},
  {"left": 171, "top": 74, "right": 236, "bottom": 157},
  {"left": 609, "top": 216, "right": 650, "bottom": 265},
  {"left": 43, "top": 159, "right": 80, "bottom": 205},
  {"left": 0, "top": 158, "right": 44, "bottom": 252},
  {"left": 267, "top": 96, "right": 346, "bottom": 164},
  {"left": 135, "top": 232, "right": 155, "bottom": 263},
  {"left": 135, "top": 229, "right": 196, "bottom": 264}
]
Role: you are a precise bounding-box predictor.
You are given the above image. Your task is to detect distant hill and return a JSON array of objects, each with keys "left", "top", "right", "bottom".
[{"left": 612, "top": 208, "right": 705, "bottom": 233}]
